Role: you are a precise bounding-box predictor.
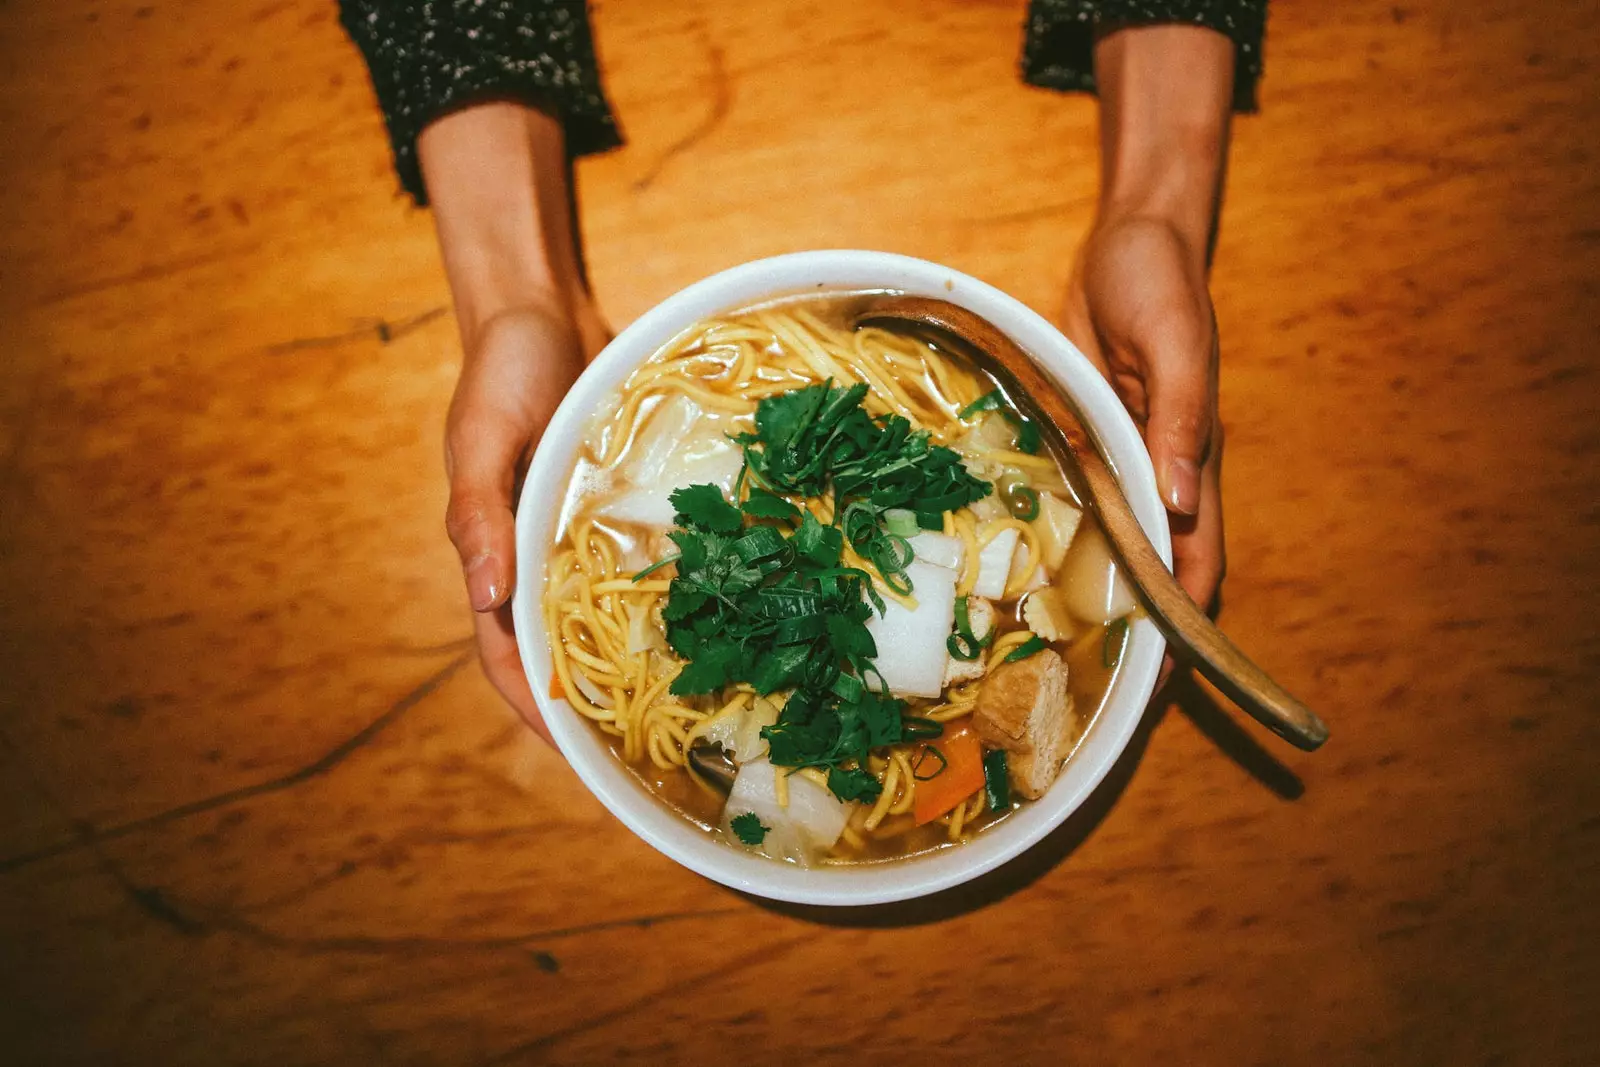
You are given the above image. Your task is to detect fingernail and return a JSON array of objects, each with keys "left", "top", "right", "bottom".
[
  {"left": 1166, "top": 458, "right": 1201, "bottom": 515},
  {"left": 465, "top": 552, "right": 502, "bottom": 612}
]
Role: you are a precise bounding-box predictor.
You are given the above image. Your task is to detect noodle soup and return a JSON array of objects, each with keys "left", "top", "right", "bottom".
[{"left": 544, "top": 293, "right": 1138, "bottom": 866}]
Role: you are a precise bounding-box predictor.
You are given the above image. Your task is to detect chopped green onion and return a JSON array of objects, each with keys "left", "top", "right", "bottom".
[
  {"left": 947, "top": 632, "right": 983, "bottom": 661},
  {"left": 1103, "top": 616, "right": 1130, "bottom": 668},
  {"left": 1005, "top": 634, "right": 1050, "bottom": 663},
  {"left": 1003, "top": 484, "right": 1040, "bottom": 521},
  {"left": 912, "top": 745, "right": 948, "bottom": 780},
  {"left": 881, "top": 567, "right": 914, "bottom": 597},
  {"left": 883, "top": 508, "right": 920, "bottom": 538},
  {"left": 959, "top": 390, "right": 1006, "bottom": 419},
  {"left": 947, "top": 595, "right": 994, "bottom": 661},
  {"left": 982, "top": 749, "right": 1010, "bottom": 811},
  {"left": 732, "top": 525, "right": 788, "bottom": 563},
  {"left": 900, "top": 716, "right": 944, "bottom": 741},
  {"left": 631, "top": 553, "right": 680, "bottom": 581}
]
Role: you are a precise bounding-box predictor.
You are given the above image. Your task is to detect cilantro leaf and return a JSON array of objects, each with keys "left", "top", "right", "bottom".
[
  {"left": 730, "top": 812, "right": 769, "bottom": 846},
  {"left": 826, "top": 766, "right": 883, "bottom": 803},
  {"left": 742, "top": 488, "right": 801, "bottom": 521},
  {"left": 638, "top": 382, "right": 1000, "bottom": 796},
  {"left": 670, "top": 484, "right": 743, "bottom": 534}
]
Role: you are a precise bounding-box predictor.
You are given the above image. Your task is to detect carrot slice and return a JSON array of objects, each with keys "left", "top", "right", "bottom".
[
  {"left": 911, "top": 723, "right": 987, "bottom": 825},
  {"left": 550, "top": 675, "right": 566, "bottom": 700}
]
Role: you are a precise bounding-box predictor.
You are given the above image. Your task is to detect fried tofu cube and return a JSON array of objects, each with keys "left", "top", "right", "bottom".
[{"left": 971, "top": 649, "right": 1076, "bottom": 799}]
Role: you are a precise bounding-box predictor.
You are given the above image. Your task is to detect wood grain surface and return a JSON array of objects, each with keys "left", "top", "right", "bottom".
[{"left": 1, "top": 1, "right": 1596, "bottom": 1064}]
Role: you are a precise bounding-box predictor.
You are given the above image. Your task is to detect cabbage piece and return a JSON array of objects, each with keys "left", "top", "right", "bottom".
[
  {"left": 698, "top": 706, "right": 742, "bottom": 753},
  {"left": 733, "top": 697, "right": 780, "bottom": 763},
  {"left": 864, "top": 559, "right": 959, "bottom": 698},
  {"left": 596, "top": 410, "right": 744, "bottom": 529},
  {"left": 968, "top": 492, "right": 1008, "bottom": 523},
  {"left": 721, "top": 757, "right": 849, "bottom": 866},
  {"left": 973, "top": 527, "right": 1020, "bottom": 599},
  {"left": 697, "top": 696, "right": 781, "bottom": 765},
  {"left": 621, "top": 395, "right": 700, "bottom": 486},
  {"left": 568, "top": 670, "right": 615, "bottom": 709},
  {"left": 624, "top": 600, "right": 665, "bottom": 654}
]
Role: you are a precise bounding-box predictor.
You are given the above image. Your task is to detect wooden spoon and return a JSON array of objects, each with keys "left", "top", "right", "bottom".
[{"left": 854, "top": 295, "right": 1330, "bottom": 752}]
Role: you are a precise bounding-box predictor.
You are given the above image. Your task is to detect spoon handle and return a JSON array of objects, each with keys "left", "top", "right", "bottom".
[{"left": 860, "top": 297, "right": 1329, "bottom": 751}]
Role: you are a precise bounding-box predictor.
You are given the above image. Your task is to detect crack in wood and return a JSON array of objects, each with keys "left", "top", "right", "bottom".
[
  {"left": 265, "top": 305, "right": 449, "bottom": 354},
  {"left": 633, "top": 29, "right": 733, "bottom": 192},
  {"left": 484, "top": 932, "right": 807, "bottom": 1061},
  {"left": 174, "top": 904, "right": 747, "bottom": 955},
  {"left": 0, "top": 651, "right": 473, "bottom": 874}
]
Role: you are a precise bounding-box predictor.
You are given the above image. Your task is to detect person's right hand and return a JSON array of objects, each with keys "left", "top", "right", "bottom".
[{"left": 443, "top": 296, "right": 603, "bottom": 744}]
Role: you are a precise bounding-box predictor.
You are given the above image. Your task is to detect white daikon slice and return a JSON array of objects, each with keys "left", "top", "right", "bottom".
[
  {"left": 1035, "top": 491, "right": 1084, "bottom": 570},
  {"left": 865, "top": 559, "right": 959, "bottom": 698},
  {"left": 973, "top": 527, "right": 1020, "bottom": 599},
  {"left": 908, "top": 531, "right": 965, "bottom": 572},
  {"left": 721, "top": 757, "right": 849, "bottom": 866},
  {"left": 1060, "top": 524, "right": 1138, "bottom": 625}
]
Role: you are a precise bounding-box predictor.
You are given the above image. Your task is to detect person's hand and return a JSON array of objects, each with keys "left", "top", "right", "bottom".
[
  {"left": 443, "top": 297, "right": 605, "bottom": 743},
  {"left": 419, "top": 100, "right": 608, "bottom": 744},
  {"left": 1063, "top": 213, "right": 1225, "bottom": 615}
]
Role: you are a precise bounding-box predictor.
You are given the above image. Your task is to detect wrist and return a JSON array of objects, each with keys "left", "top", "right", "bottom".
[
  {"left": 418, "top": 101, "right": 584, "bottom": 346},
  {"left": 1093, "top": 24, "right": 1234, "bottom": 255}
]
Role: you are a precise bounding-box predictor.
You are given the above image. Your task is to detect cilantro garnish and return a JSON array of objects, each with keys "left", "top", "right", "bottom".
[
  {"left": 638, "top": 383, "right": 994, "bottom": 803},
  {"left": 735, "top": 381, "right": 990, "bottom": 592},
  {"left": 649, "top": 483, "right": 909, "bottom": 800},
  {"left": 730, "top": 812, "right": 769, "bottom": 845}
]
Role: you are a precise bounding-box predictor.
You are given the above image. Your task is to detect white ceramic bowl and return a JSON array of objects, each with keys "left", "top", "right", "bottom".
[{"left": 512, "top": 251, "right": 1171, "bottom": 906}]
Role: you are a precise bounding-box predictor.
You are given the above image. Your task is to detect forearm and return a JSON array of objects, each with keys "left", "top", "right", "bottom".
[
  {"left": 418, "top": 102, "right": 586, "bottom": 349},
  {"left": 1092, "top": 24, "right": 1235, "bottom": 256}
]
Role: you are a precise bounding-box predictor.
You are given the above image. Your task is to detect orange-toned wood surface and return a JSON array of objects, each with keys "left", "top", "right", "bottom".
[{"left": 2, "top": 1, "right": 1596, "bottom": 1063}]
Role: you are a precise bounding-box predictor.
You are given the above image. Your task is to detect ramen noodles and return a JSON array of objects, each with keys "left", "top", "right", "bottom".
[{"left": 545, "top": 294, "right": 1137, "bottom": 865}]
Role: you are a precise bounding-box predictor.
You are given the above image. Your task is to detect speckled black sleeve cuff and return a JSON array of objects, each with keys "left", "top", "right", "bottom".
[
  {"left": 339, "top": 0, "right": 622, "bottom": 205},
  {"left": 1022, "top": 0, "right": 1267, "bottom": 111}
]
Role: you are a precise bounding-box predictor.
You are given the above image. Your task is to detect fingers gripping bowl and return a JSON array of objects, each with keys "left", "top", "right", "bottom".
[{"left": 512, "top": 252, "right": 1170, "bottom": 906}]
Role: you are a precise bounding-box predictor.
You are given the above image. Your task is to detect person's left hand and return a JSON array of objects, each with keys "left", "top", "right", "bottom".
[{"left": 1062, "top": 213, "right": 1226, "bottom": 619}]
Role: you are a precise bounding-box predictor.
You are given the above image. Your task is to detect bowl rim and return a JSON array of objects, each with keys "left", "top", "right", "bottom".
[{"left": 512, "top": 250, "right": 1170, "bottom": 906}]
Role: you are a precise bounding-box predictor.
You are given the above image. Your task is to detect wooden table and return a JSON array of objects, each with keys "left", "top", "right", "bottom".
[{"left": 2, "top": 1, "right": 1596, "bottom": 1062}]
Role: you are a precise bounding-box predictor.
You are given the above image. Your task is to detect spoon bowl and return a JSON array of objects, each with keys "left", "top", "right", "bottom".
[{"left": 854, "top": 295, "right": 1329, "bottom": 751}]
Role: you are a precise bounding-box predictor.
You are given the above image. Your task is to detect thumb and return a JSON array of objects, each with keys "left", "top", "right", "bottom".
[
  {"left": 444, "top": 400, "right": 526, "bottom": 613},
  {"left": 1140, "top": 317, "right": 1217, "bottom": 517}
]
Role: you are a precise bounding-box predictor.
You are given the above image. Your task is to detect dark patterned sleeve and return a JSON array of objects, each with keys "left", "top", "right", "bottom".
[
  {"left": 1021, "top": 0, "right": 1267, "bottom": 111},
  {"left": 339, "top": 1, "right": 622, "bottom": 205}
]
